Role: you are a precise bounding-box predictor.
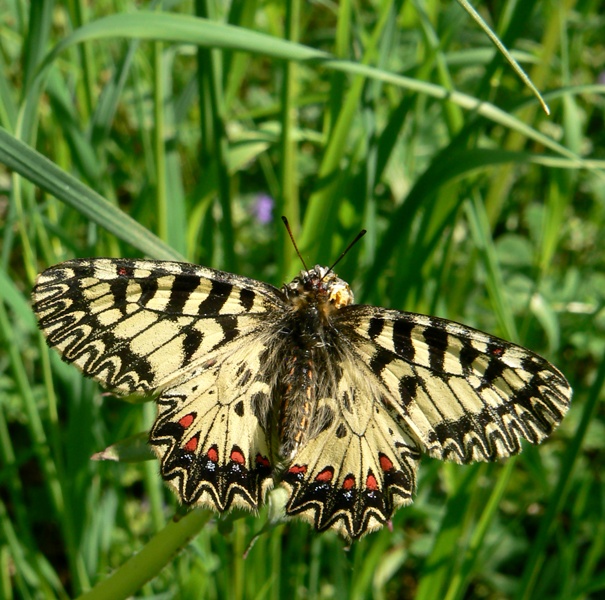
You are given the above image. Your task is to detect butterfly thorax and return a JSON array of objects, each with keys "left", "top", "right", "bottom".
[
  {"left": 275, "top": 267, "right": 354, "bottom": 460},
  {"left": 281, "top": 265, "right": 354, "bottom": 320}
]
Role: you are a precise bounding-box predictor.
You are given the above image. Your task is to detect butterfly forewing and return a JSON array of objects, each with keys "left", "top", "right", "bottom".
[
  {"left": 32, "top": 259, "right": 283, "bottom": 394},
  {"left": 339, "top": 306, "right": 571, "bottom": 464},
  {"left": 32, "top": 258, "right": 572, "bottom": 540}
]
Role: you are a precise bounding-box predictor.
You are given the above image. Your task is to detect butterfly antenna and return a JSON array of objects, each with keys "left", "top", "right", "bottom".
[
  {"left": 323, "top": 228, "right": 367, "bottom": 279},
  {"left": 281, "top": 216, "right": 309, "bottom": 272}
]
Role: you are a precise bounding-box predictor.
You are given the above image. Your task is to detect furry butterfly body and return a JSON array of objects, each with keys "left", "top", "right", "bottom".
[{"left": 32, "top": 258, "right": 571, "bottom": 539}]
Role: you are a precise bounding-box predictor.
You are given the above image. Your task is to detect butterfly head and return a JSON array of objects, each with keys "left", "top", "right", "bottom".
[{"left": 283, "top": 265, "right": 354, "bottom": 317}]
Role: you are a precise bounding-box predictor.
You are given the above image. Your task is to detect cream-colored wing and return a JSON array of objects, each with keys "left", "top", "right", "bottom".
[
  {"left": 338, "top": 306, "right": 571, "bottom": 463},
  {"left": 281, "top": 358, "right": 421, "bottom": 539},
  {"left": 33, "top": 258, "right": 285, "bottom": 513},
  {"left": 150, "top": 331, "right": 276, "bottom": 512},
  {"left": 32, "top": 258, "right": 283, "bottom": 394}
]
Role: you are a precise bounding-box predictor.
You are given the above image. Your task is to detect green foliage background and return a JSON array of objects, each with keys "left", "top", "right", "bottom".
[{"left": 1, "top": 1, "right": 604, "bottom": 598}]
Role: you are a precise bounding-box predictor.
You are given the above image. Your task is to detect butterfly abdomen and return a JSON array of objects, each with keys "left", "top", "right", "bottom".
[
  {"left": 276, "top": 266, "right": 355, "bottom": 461},
  {"left": 276, "top": 302, "right": 329, "bottom": 460}
]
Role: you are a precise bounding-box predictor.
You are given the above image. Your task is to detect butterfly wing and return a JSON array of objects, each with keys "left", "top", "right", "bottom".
[
  {"left": 32, "top": 259, "right": 283, "bottom": 393},
  {"left": 150, "top": 333, "right": 276, "bottom": 511},
  {"left": 338, "top": 305, "right": 572, "bottom": 463},
  {"left": 280, "top": 360, "right": 421, "bottom": 538},
  {"left": 33, "top": 258, "right": 284, "bottom": 511}
]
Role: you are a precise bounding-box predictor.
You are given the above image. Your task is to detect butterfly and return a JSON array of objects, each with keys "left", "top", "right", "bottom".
[{"left": 32, "top": 253, "right": 571, "bottom": 539}]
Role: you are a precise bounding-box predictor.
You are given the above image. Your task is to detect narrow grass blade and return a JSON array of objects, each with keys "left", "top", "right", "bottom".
[
  {"left": 518, "top": 355, "right": 605, "bottom": 599},
  {"left": 0, "top": 128, "right": 184, "bottom": 261},
  {"left": 75, "top": 509, "right": 212, "bottom": 600},
  {"left": 455, "top": 0, "right": 550, "bottom": 114}
]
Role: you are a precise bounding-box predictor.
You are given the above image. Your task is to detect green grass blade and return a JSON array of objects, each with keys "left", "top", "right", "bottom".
[
  {"left": 0, "top": 128, "right": 184, "bottom": 260},
  {"left": 518, "top": 355, "right": 605, "bottom": 599},
  {"left": 75, "top": 509, "right": 212, "bottom": 600},
  {"left": 455, "top": 0, "right": 550, "bottom": 114},
  {"left": 37, "top": 12, "right": 587, "bottom": 163}
]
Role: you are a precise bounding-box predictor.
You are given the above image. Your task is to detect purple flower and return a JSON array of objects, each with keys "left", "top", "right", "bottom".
[{"left": 253, "top": 194, "right": 274, "bottom": 224}]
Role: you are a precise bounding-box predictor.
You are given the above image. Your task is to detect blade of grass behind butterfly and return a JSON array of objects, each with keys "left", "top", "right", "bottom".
[
  {"left": 20, "top": 1, "right": 52, "bottom": 107},
  {"left": 354, "top": 92, "right": 415, "bottom": 276},
  {"left": 36, "top": 12, "right": 587, "bottom": 168},
  {"left": 469, "top": 0, "right": 540, "bottom": 115},
  {"left": 465, "top": 191, "right": 519, "bottom": 341},
  {"left": 517, "top": 353, "right": 605, "bottom": 599},
  {"left": 414, "top": 463, "right": 485, "bottom": 600},
  {"left": 67, "top": 0, "right": 96, "bottom": 121},
  {"left": 297, "top": 0, "right": 394, "bottom": 265},
  {"left": 195, "top": 0, "right": 236, "bottom": 272},
  {"left": 361, "top": 145, "right": 531, "bottom": 306},
  {"left": 411, "top": 0, "right": 465, "bottom": 135},
  {"left": 75, "top": 508, "right": 212, "bottom": 600},
  {"left": 0, "top": 496, "right": 67, "bottom": 599},
  {"left": 555, "top": 473, "right": 596, "bottom": 599},
  {"left": 456, "top": 0, "right": 549, "bottom": 115},
  {"left": 536, "top": 95, "right": 581, "bottom": 276},
  {"left": 223, "top": 1, "right": 257, "bottom": 109},
  {"left": 149, "top": 17, "right": 189, "bottom": 260},
  {"left": 0, "top": 299, "right": 91, "bottom": 594},
  {"left": 576, "top": 484, "right": 605, "bottom": 596},
  {"left": 0, "top": 52, "right": 18, "bottom": 134},
  {"left": 343, "top": 10, "right": 401, "bottom": 284},
  {"left": 364, "top": 142, "right": 587, "bottom": 309},
  {"left": 275, "top": 0, "right": 301, "bottom": 283},
  {"left": 483, "top": 0, "right": 577, "bottom": 227},
  {"left": 90, "top": 38, "right": 138, "bottom": 144},
  {"left": 349, "top": 532, "right": 395, "bottom": 600},
  {"left": 160, "top": 50, "right": 188, "bottom": 260},
  {"left": 45, "top": 71, "right": 105, "bottom": 187},
  {"left": 0, "top": 348, "right": 68, "bottom": 600},
  {"left": 390, "top": 177, "right": 465, "bottom": 315},
  {"left": 441, "top": 459, "right": 518, "bottom": 600},
  {"left": 0, "top": 129, "right": 184, "bottom": 267}
]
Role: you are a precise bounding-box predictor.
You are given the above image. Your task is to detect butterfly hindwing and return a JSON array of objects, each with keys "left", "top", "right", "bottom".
[
  {"left": 281, "top": 362, "right": 420, "bottom": 538},
  {"left": 150, "top": 334, "right": 275, "bottom": 511}
]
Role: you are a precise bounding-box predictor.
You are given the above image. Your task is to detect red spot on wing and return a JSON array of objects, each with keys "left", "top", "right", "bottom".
[
  {"left": 179, "top": 413, "right": 195, "bottom": 428},
  {"left": 206, "top": 446, "right": 219, "bottom": 462},
  {"left": 288, "top": 464, "right": 307, "bottom": 475},
  {"left": 491, "top": 346, "right": 504, "bottom": 357},
  {"left": 343, "top": 475, "right": 356, "bottom": 490},
  {"left": 315, "top": 468, "right": 334, "bottom": 483},
  {"left": 256, "top": 454, "right": 270, "bottom": 467},
  {"left": 117, "top": 266, "right": 129, "bottom": 276},
  {"left": 230, "top": 448, "right": 245, "bottom": 465},
  {"left": 379, "top": 453, "right": 394, "bottom": 472},
  {"left": 184, "top": 437, "right": 198, "bottom": 452},
  {"left": 366, "top": 473, "right": 379, "bottom": 490}
]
